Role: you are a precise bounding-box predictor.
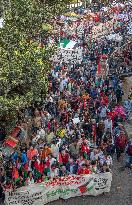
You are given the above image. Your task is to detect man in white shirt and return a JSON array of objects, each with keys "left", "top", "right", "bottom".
[
  {"left": 60, "top": 78, "right": 64, "bottom": 92},
  {"left": 49, "top": 166, "right": 59, "bottom": 179},
  {"left": 90, "top": 149, "right": 99, "bottom": 161},
  {"left": 100, "top": 105, "right": 107, "bottom": 119},
  {"left": 32, "top": 134, "right": 41, "bottom": 144},
  {"left": 51, "top": 142, "right": 59, "bottom": 159},
  {"left": 104, "top": 117, "right": 113, "bottom": 133},
  {"left": 37, "top": 127, "right": 45, "bottom": 139}
]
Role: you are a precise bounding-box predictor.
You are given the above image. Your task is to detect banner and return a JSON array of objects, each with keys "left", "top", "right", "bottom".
[{"left": 5, "top": 173, "right": 112, "bottom": 205}]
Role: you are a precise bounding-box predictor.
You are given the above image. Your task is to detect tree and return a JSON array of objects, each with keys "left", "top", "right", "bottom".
[{"left": 0, "top": 0, "right": 72, "bottom": 127}]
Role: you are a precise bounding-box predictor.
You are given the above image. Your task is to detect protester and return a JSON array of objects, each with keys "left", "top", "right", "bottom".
[
  {"left": 115, "top": 131, "right": 128, "bottom": 161},
  {"left": 0, "top": 182, "right": 5, "bottom": 203},
  {"left": 0, "top": 1, "right": 131, "bottom": 198},
  {"left": 125, "top": 139, "right": 132, "bottom": 169}
]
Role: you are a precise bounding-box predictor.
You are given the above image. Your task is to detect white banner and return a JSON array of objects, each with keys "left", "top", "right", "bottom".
[{"left": 5, "top": 173, "right": 112, "bottom": 205}]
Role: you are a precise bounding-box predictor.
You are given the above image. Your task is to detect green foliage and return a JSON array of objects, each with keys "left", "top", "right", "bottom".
[
  {"left": 0, "top": 0, "right": 71, "bottom": 120},
  {"left": 70, "top": 0, "right": 81, "bottom": 3}
]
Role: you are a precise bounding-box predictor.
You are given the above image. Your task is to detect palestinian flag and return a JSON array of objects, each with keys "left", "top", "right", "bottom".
[
  {"left": 34, "top": 161, "right": 42, "bottom": 178},
  {"left": 12, "top": 167, "right": 21, "bottom": 184},
  {"left": 23, "top": 162, "right": 28, "bottom": 179},
  {"left": 59, "top": 38, "right": 77, "bottom": 50}
]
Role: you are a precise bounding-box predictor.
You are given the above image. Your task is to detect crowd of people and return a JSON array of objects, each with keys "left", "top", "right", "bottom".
[
  {"left": 0, "top": 1, "right": 132, "bottom": 204},
  {"left": 109, "top": 43, "right": 132, "bottom": 76}
]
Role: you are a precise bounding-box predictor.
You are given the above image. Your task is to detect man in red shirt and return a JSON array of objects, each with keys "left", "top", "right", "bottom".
[
  {"left": 60, "top": 150, "right": 69, "bottom": 165},
  {"left": 81, "top": 142, "right": 90, "bottom": 159},
  {"left": 115, "top": 131, "right": 128, "bottom": 161}
]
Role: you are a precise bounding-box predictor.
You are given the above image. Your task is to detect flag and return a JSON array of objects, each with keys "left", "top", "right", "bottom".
[
  {"left": 59, "top": 38, "right": 77, "bottom": 49},
  {"left": 97, "top": 61, "right": 102, "bottom": 76},
  {"left": 5, "top": 137, "right": 18, "bottom": 148},
  {"left": 12, "top": 167, "right": 20, "bottom": 184}
]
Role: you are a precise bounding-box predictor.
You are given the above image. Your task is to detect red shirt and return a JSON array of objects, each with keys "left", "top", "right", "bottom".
[
  {"left": 108, "top": 111, "right": 117, "bottom": 121},
  {"left": 27, "top": 149, "right": 38, "bottom": 160},
  {"left": 34, "top": 161, "right": 45, "bottom": 174},
  {"left": 78, "top": 168, "right": 91, "bottom": 175},
  {"left": 102, "top": 96, "right": 109, "bottom": 106},
  {"left": 24, "top": 162, "right": 29, "bottom": 172},
  {"left": 116, "top": 135, "right": 127, "bottom": 149},
  {"left": 61, "top": 153, "right": 69, "bottom": 164},
  {"left": 81, "top": 145, "right": 90, "bottom": 154}
]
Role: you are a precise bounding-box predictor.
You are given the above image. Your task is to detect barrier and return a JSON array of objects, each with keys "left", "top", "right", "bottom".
[{"left": 5, "top": 172, "right": 112, "bottom": 205}]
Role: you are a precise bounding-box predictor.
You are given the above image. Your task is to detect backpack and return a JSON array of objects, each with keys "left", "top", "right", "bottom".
[{"left": 127, "top": 144, "right": 132, "bottom": 156}]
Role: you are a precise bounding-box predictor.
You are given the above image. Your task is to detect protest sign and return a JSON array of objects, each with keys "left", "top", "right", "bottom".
[{"left": 5, "top": 172, "right": 112, "bottom": 205}]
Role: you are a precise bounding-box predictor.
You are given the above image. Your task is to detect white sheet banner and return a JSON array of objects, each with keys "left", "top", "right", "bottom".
[{"left": 5, "top": 173, "right": 112, "bottom": 205}]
